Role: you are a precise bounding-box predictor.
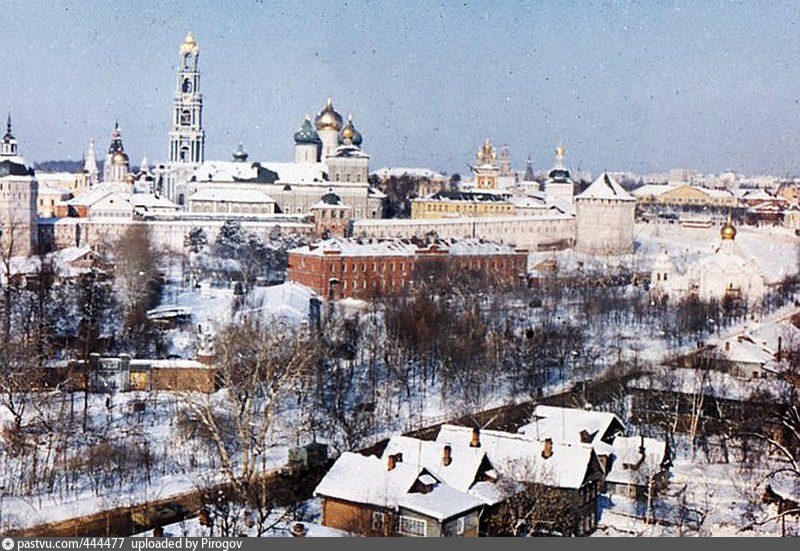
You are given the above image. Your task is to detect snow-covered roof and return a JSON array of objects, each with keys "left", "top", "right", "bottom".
[
  {"left": 605, "top": 436, "right": 669, "bottom": 486},
  {"left": 381, "top": 435, "right": 491, "bottom": 494},
  {"left": 716, "top": 335, "right": 774, "bottom": 366},
  {"left": 435, "top": 425, "right": 598, "bottom": 489},
  {"left": 191, "top": 161, "right": 260, "bottom": 182},
  {"left": 65, "top": 187, "right": 114, "bottom": 207},
  {"left": 188, "top": 188, "right": 276, "bottom": 204},
  {"left": 372, "top": 167, "right": 447, "bottom": 180},
  {"left": 315, "top": 452, "right": 423, "bottom": 508},
  {"left": 126, "top": 193, "right": 178, "bottom": 210},
  {"left": 398, "top": 483, "right": 484, "bottom": 521},
  {"left": 327, "top": 144, "right": 369, "bottom": 159},
  {"left": 627, "top": 366, "right": 792, "bottom": 402},
  {"left": 577, "top": 173, "right": 634, "bottom": 202},
  {"left": 260, "top": 162, "right": 327, "bottom": 184},
  {"left": 517, "top": 405, "right": 625, "bottom": 448},
  {"left": 38, "top": 184, "right": 72, "bottom": 196},
  {"left": 314, "top": 452, "right": 483, "bottom": 520},
  {"left": 739, "top": 188, "right": 776, "bottom": 202},
  {"left": 631, "top": 184, "right": 676, "bottom": 198},
  {"left": 289, "top": 237, "right": 522, "bottom": 258}
]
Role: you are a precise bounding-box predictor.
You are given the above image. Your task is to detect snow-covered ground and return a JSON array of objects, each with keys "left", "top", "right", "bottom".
[
  {"left": 595, "top": 435, "right": 799, "bottom": 537},
  {"left": 133, "top": 498, "right": 350, "bottom": 538},
  {"left": 0, "top": 390, "right": 289, "bottom": 532}
]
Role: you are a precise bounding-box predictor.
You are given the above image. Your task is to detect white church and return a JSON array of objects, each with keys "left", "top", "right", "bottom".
[{"left": 650, "top": 216, "right": 766, "bottom": 304}]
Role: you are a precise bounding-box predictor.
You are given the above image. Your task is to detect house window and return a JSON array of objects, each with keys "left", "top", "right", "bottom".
[
  {"left": 371, "top": 511, "right": 385, "bottom": 533},
  {"left": 457, "top": 517, "right": 465, "bottom": 535},
  {"left": 398, "top": 515, "right": 426, "bottom": 537}
]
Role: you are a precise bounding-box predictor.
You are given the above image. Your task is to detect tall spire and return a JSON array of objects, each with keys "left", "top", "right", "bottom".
[
  {"left": 84, "top": 139, "right": 98, "bottom": 176},
  {"left": 555, "top": 143, "right": 566, "bottom": 169},
  {"left": 524, "top": 155, "right": 535, "bottom": 181},
  {"left": 1, "top": 112, "right": 18, "bottom": 156}
]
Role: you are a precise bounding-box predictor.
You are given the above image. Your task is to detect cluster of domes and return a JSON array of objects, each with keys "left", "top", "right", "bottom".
[
  {"left": 306, "top": 99, "right": 364, "bottom": 149},
  {"left": 476, "top": 138, "right": 497, "bottom": 165}
]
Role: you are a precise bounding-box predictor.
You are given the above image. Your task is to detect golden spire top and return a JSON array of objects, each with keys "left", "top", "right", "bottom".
[
  {"left": 181, "top": 31, "right": 199, "bottom": 55},
  {"left": 556, "top": 144, "right": 566, "bottom": 158}
]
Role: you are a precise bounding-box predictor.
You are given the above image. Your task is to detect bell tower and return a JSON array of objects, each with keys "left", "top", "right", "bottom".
[{"left": 168, "top": 32, "right": 205, "bottom": 166}]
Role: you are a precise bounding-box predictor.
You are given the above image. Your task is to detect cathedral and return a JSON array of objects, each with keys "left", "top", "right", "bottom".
[
  {"left": 650, "top": 216, "right": 765, "bottom": 304},
  {"left": 0, "top": 116, "right": 38, "bottom": 256},
  {"left": 152, "top": 33, "right": 382, "bottom": 226}
]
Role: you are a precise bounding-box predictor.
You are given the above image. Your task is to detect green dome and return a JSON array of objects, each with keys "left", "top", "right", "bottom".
[{"left": 294, "top": 117, "right": 321, "bottom": 145}]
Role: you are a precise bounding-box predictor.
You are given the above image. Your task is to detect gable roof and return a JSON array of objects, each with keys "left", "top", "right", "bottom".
[
  {"left": 314, "top": 452, "right": 423, "bottom": 509},
  {"left": 518, "top": 405, "right": 626, "bottom": 448},
  {"left": 314, "top": 452, "right": 485, "bottom": 520},
  {"left": 382, "top": 435, "right": 492, "bottom": 494},
  {"left": 435, "top": 425, "right": 600, "bottom": 489}
]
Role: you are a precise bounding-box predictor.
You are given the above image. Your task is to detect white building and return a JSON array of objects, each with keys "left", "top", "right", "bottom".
[
  {"left": 574, "top": 173, "right": 635, "bottom": 255},
  {"left": 650, "top": 217, "right": 766, "bottom": 304},
  {"left": 544, "top": 145, "right": 575, "bottom": 205},
  {"left": 0, "top": 116, "right": 38, "bottom": 256}
]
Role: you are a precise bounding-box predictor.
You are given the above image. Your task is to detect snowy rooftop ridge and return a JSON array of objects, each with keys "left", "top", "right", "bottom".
[
  {"left": 435, "top": 424, "right": 599, "bottom": 489},
  {"left": 517, "top": 405, "right": 625, "bottom": 449},
  {"left": 289, "top": 237, "right": 524, "bottom": 257},
  {"left": 313, "top": 452, "right": 484, "bottom": 520},
  {"left": 372, "top": 167, "right": 447, "bottom": 180},
  {"left": 188, "top": 187, "right": 277, "bottom": 204},
  {"left": 577, "top": 173, "right": 635, "bottom": 201}
]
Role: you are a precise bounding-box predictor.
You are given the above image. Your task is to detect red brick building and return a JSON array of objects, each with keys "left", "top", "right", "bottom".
[{"left": 287, "top": 237, "right": 528, "bottom": 300}]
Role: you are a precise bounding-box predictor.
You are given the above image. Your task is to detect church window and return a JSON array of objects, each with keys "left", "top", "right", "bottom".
[
  {"left": 181, "top": 110, "right": 191, "bottom": 126},
  {"left": 182, "top": 79, "right": 193, "bottom": 93}
]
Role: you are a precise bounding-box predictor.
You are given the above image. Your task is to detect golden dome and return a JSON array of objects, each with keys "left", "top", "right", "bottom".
[
  {"left": 720, "top": 214, "right": 736, "bottom": 241},
  {"left": 112, "top": 152, "right": 129, "bottom": 165},
  {"left": 556, "top": 144, "right": 566, "bottom": 158},
  {"left": 181, "top": 31, "right": 199, "bottom": 56},
  {"left": 314, "top": 97, "right": 343, "bottom": 131},
  {"left": 124, "top": 173, "right": 135, "bottom": 184}
]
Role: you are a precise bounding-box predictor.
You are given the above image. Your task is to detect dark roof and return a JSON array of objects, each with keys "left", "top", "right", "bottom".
[
  {"left": 0, "top": 159, "right": 33, "bottom": 177},
  {"left": 321, "top": 190, "right": 342, "bottom": 205},
  {"left": 547, "top": 168, "right": 572, "bottom": 183},
  {"left": 429, "top": 191, "right": 507, "bottom": 202},
  {"left": 231, "top": 163, "right": 279, "bottom": 184}
]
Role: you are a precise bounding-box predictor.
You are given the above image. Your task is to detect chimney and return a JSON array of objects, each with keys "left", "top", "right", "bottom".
[
  {"left": 725, "top": 341, "right": 730, "bottom": 352},
  {"left": 639, "top": 435, "right": 646, "bottom": 457},
  {"left": 778, "top": 336, "right": 783, "bottom": 361},
  {"left": 470, "top": 427, "right": 481, "bottom": 448},
  {"left": 291, "top": 523, "right": 306, "bottom": 537},
  {"left": 442, "top": 445, "right": 452, "bottom": 467},
  {"left": 542, "top": 438, "right": 553, "bottom": 459},
  {"left": 387, "top": 454, "right": 396, "bottom": 471}
]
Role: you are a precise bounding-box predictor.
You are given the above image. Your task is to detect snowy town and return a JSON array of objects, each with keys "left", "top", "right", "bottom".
[{"left": 1, "top": 3, "right": 800, "bottom": 540}]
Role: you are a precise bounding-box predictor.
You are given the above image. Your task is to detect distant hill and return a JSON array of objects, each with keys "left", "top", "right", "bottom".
[
  {"left": 34, "top": 160, "right": 86, "bottom": 173},
  {"left": 34, "top": 160, "right": 111, "bottom": 173}
]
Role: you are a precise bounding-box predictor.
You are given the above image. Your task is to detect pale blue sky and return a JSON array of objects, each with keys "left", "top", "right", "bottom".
[{"left": 2, "top": 1, "right": 799, "bottom": 176}]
